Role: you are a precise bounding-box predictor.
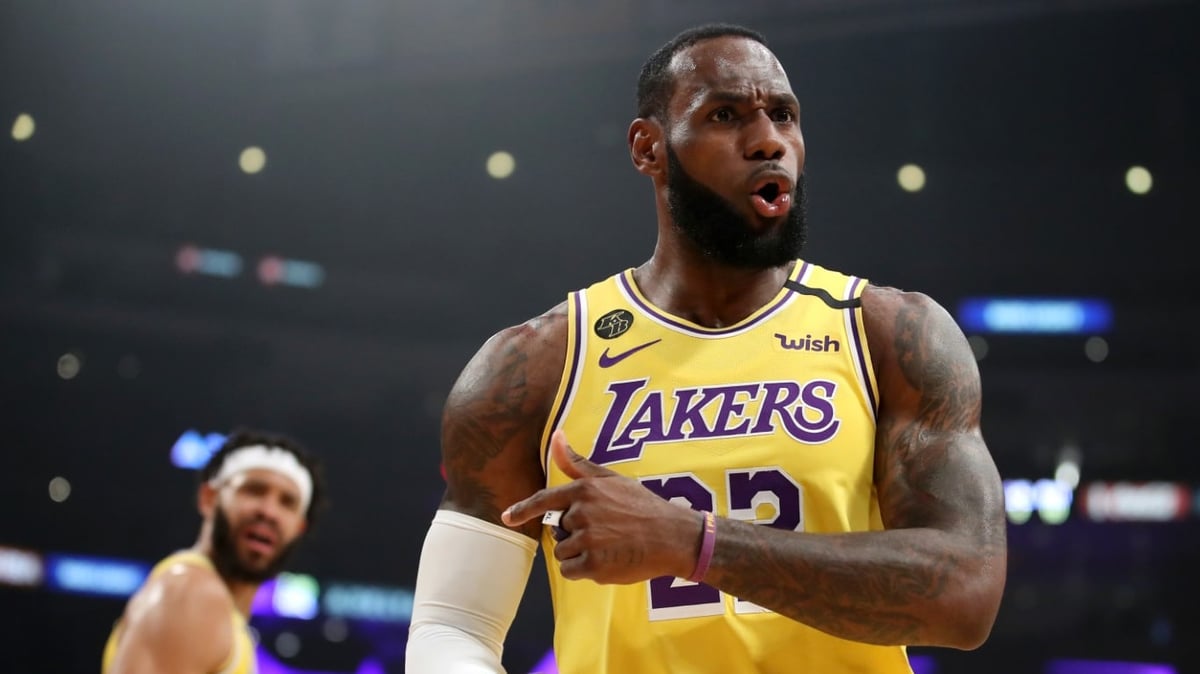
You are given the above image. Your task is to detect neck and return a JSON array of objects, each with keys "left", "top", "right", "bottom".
[
  {"left": 191, "top": 537, "right": 260, "bottom": 618},
  {"left": 635, "top": 221, "right": 795, "bottom": 329}
]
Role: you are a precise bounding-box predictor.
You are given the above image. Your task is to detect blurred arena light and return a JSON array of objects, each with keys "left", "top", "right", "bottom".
[
  {"left": 176, "top": 244, "right": 244, "bottom": 279},
  {"left": 274, "top": 632, "right": 301, "bottom": 658},
  {"left": 957, "top": 297, "right": 1113, "bottom": 335},
  {"left": 56, "top": 352, "right": 82, "bottom": 380},
  {"left": 258, "top": 255, "right": 326, "bottom": 289},
  {"left": 1125, "top": 166, "right": 1152, "bottom": 195},
  {"left": 48, "top": 476, "right": 72, "bottom": 503},
  {"left": 272, "top": 573, "right": 321, "bottom": 620},
  {"left": 1084, "top": 336, "right": 1109, "bottom": 363},
  {"left": 322, "top": 617, "right": 349, "bottom": 642},
  {"left": 0, "top": 546, "right": 44, "bottom": 588},
  {"left": 1055, "top": 460, "right": 1081, "bottom": 490},
  {"left": 529, "top": 649, "right": 941, "bottom": 674},
  {"left": 1080, "top": 482, "right": 1191, "bottom": 522},
  {"left": 11, "top": 113, "right": 35, "bottom": 141},
  {"left": 170, "top": 429, "right": 228, "bottom": 469},
  {"left": 1046, "top": 659, "right": 1176, "bottom": 674},
  {"left": 897, "top": 163, "right": 926, "bottom": 192},
  {"left": 240, "top": 146, "right": 268, "bottom": 174},
  {"left": 45, "top": 554, "right": 149, "bottom": 597},
  {"left": 1003, "top": 479, "right": 1075, "bottom": 525},
  {"left": 486, "top": 150, "right": 516, "bottom": 179},
  {"left": 322, "top": 582, "right": 414, "bottom": 623}
]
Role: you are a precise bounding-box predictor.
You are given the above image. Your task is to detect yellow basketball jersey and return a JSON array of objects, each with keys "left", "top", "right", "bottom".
[
  {"left": 102, "top": 551, "right": 258, "bottom": 674},
  {"left": 540, "top": 261, "right": 912, "bottom": 674}
]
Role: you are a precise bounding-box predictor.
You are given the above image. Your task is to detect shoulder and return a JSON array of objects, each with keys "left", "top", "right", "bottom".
[
  {"left": 440, "top": 301, "right": 570, "bottom": 528},
  {"left": 133, "top": 559, "right": 231, "bottom": 630},
  {"left": 449, "top": 300, "right": 569, "bottom": 409},
  {"left": 115, "top": 558, "right": 233, "bottom": 670},
  {"left": 860, "top": 284, "right": 961, "bottom": 350},
  {"left": 859, "top": 284, "right": 980, "bottom": 404}
]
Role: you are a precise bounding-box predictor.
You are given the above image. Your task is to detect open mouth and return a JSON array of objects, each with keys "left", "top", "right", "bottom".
[
  {"left": 749, "top": 176, "right": 793, "bottom": 218},
  {"left": 243, "top": 524, "right": 278, "bottom": 554},
  {"left": 754, "top": 181, "right": 782, "bottom": 203}
]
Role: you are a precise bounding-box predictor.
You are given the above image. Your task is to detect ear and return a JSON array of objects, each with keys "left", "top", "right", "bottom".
[
  {"left": 198, "top": 482, "right": 217, "bottom": 518},
  {"left": 628, "top": 117, "right": 665, "bottom": 179}
]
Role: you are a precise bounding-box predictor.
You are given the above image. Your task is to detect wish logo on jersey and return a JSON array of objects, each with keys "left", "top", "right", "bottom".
[{"left": 590, "top": 378, "right": 841, "bottom": 464}]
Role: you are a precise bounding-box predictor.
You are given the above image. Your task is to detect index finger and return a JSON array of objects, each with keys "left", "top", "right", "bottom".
[{"left": 501, "top": 485, "right": 575, "bottom": 528}]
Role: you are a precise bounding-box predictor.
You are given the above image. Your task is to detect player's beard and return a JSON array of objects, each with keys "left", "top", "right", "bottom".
[
  {"left": 210, "top": 504, "right": 299, "bottom": 584},
  {"left": 666, "top": 143, "right": 808, "bottom": 269}
]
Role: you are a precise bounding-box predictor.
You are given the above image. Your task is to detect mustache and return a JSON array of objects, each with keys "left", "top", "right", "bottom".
[{"left": 238, "top": 514, "right": 282, "bottom": 537}]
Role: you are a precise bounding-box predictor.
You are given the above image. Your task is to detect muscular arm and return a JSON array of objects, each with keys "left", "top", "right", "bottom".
[
  {"left": 406, "top": 304, "right": 568, "bottom": 673},
  {"left": 703, "top": 287, "right": 1007, "bottom": 649},
  {"left": 440, "top": 303, "right": 568, "bottom": 536},
  {"left": 106, "top": 564, "right": 232, "bottom": 674}
]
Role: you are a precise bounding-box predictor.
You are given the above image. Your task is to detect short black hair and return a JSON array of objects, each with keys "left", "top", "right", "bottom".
[
  {"left": 200, "top": 427, "right": 328, "bottom": 528},
  {"left": 637, "top": 23, "right": 769, "bottom": 121}
]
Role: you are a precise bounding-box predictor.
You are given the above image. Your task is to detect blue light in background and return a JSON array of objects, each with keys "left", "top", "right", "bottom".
[
  {"left": 322, "top": 583, "right": 413, "bottom": 623},
  {"left": 957, "top": 298, "right": 1113, "bottom": 335},
  {"left": 273, "top": 572, "right": 321, "bottom": 620},
  {"left": 171, "top": 430, "right": 228, "bottom": 469},
  {"left": 46, "top": 554, "right": 149, "bottom": 597}
]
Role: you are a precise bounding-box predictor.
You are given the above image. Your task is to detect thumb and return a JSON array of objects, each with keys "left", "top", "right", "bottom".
[{"left": 551, "top": 429, "right": 611, "bottom": 480}]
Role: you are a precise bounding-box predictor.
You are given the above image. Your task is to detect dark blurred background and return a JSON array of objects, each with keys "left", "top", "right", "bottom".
[{"left": 2, "top": 1, "right": 1197, "bottom": 672}]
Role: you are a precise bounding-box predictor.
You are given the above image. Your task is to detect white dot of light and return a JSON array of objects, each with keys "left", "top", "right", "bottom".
[
  {"left": 897, "top": 164, "right": 926, "bottom": 193},
  {"left": 1055, "top": 461, "right": 1081, "bottom": 490},
  {"left": 1085, "top": 336, "right": 1109, "bottom": 363},
  {"left": 323, "top": 617, "right": 349, "bottom": 643},
  {"left": 1034, "top": 479, "right": 1073, "bottom": 526},
  {"left": 275, "top": 632, "right": 301, "bottom": 658},
  {"left": 486, "top": 151, "right": 516, "bottom": 179},
  {"left": 239, "top": 146, "right": 267, "bottom": 174},
  {"left": 57, "top": 352, "right": 82, "bottom": 380},
  {"left": 49, "top": 476, "right": 72, "bottom": 503},
  {"left": 1125, "top": 166, "right": 1152, "bottom": 195},
  {"left": 1003, "top": 480, "right": 1034, "bottom": 525},
  {"left": 11, "top": 113, "right": 35, "bottom": 142},
  {"left": 967, "top": 335, "right": 989, "bottom": 361}
]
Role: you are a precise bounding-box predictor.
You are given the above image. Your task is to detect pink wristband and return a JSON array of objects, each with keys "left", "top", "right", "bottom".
[{"left": 688, "top": 511, "right": 717, "bottom": 583}]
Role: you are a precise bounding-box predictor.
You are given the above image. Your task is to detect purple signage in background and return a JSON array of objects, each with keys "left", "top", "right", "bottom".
[
  {"left": 529, "top": 651, "right": 939, "bottom": 674},
  {"left": 1046, "top": 660, "right": 1176, "bottom": 674}
]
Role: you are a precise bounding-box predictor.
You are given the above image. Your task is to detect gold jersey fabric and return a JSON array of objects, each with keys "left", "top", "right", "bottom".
[
  {"left": 539, "top": 261, "right": 912, "bottom": 674},
  {"left": 102, "top": 551, "right": 258, "bottom": 674}
]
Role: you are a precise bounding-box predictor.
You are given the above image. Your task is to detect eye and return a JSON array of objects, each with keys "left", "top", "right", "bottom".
[
  {"left": 710, "top": 107, "right": 735, "bottom": 123},
  {"left": 280, "top": 493, "right": 301, "bottom": 512},
  {"left": 772, "top": 108, "right": 797, "bottom": 123}
]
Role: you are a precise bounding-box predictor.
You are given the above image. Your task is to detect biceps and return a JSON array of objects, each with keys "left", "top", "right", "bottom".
[
  {"left": 876, "top": 421, "right": 1004, "bottom": 538},
  {"left": 440, "top": 410, "right": 548, "bottom": 529}
]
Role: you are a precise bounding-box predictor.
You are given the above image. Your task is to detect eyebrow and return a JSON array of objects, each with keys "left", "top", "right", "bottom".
[{"left": 704, "top": 90, "right": 800, "bottom": 109}]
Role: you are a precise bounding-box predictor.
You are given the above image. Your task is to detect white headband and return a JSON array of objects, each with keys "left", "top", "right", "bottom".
[{"left": 209, "top": 445, "right": 313, "bottom": 513}]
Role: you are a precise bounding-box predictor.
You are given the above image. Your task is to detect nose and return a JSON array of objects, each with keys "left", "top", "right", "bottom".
[
  {"left": 251, "top": 493, "right": 284, "bottom": 526},
  {"left": 743, "top": 110, "right": 786, "bottom": 162}
]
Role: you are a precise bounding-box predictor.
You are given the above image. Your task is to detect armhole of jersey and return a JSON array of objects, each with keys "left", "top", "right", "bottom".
[
  {"left": 843, "top": 276, "right": 879, "bottom": 419},
  {"left": 539, "top": 290, "right": 587, "bottom": 477}
]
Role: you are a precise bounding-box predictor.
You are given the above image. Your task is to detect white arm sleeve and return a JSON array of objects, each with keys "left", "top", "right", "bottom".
[{"left": 405, "top": 509, "right": 538, "bottom": 674}]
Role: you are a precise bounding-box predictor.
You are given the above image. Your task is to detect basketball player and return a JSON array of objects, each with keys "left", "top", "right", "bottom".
[
  {"left": 407, "top": 23, "right": 1006, "bottom": 673},
  {"left": 102, "top": 429, "right": 326, "bottom": 674}
]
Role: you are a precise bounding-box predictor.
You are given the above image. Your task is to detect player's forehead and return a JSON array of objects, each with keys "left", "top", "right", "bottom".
[
  {"left": 229, "top": 467, "right": 302, "bottom": 499},
  {"left": 667, "top": 36, "right": 794, "bottom": 113}
]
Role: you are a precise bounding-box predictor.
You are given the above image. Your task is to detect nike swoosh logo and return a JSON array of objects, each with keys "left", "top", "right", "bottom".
[{"left": 599, "top": 339, "right": 662, "bottom": 368}]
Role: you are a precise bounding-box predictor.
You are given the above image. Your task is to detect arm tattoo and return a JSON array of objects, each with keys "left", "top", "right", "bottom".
[{"left": 440, "top": 311, "right": 565, "bottom": 531}]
